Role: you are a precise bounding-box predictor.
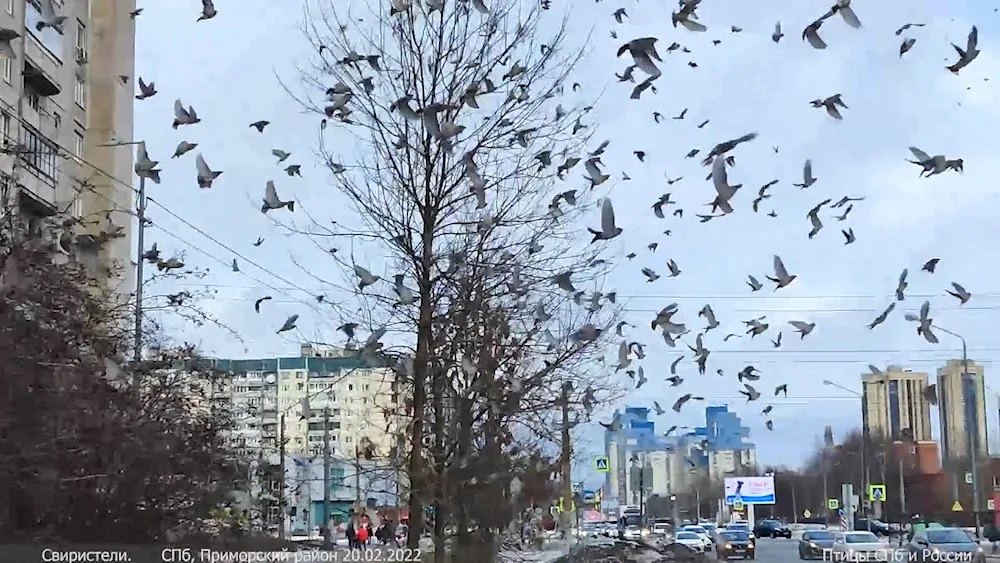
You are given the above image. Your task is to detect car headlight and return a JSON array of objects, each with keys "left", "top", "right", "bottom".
[
  {"left": 725, "top": 544, "right": 732, "bottom": 550},
  {"left": 810, "top": 543, "right": 818, "bottom": 548},
  {"left": 642, "top": 529, "right": 650, "bottom": 536}
]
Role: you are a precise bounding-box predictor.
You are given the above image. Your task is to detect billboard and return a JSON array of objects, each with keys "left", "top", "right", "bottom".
[{"left": 724, "top": 476, "right": 775, "bottom": 505}]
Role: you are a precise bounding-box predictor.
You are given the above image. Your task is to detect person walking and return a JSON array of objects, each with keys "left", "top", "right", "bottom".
[
  {"left": 346, "top": 520, "right": 357, "bottom": 550},
  {"left": 356, "top": 519, "right": 370, "bottom": 549}
]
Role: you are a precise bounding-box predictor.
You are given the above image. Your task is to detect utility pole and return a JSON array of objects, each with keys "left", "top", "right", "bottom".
[
  {"left": 821, "top": 451, "right": 829, "bottom": 522},
  {"left": 560, "top": 383, "right": 573, "bottom": 535},
  {"left": 791, "top": 480, "right": 798, "bottom": 523},
  {"left": 355, "top": 444, "right": 363, "bottom": 506},
  {"left": 898, "top": 456, "right": 907, "bottom": 517},
  {"left": 322, "top": 406, "right": 331, "bottom": 548},
  {"left": 132, "top": 174, "right": 146, "bottom": 371},
  {"left": 695, "top": 488, "right": 702, "bottom": 521},
  {"left": 278, "top": 413, "right": 286, "bottom": 541}
]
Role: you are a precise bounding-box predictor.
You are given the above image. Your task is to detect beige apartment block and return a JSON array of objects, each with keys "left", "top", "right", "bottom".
[
  {"left": 937, "top": 359, "right": 988, "bottom": 461},
  {"left": 862, "top": 366, "right": 933, "bottom": 442},
  {"left": 0, "top": 0, "right": 135, "bottom": 287}
]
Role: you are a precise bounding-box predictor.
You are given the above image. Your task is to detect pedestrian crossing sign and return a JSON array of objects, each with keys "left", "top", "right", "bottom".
[
  {"left": 952, "top": 501, "right": 963, "bottom": 512},
  {"left": 867, "top": 484, "right": 886, "bottom": 502},
  {"left": 828, "top": 499, "right": 840, "bottom": 510},
  {"left": 594, "top": 456, "right": 610, "bottom": 473},
  {"left": 733, "top": 501, "right": 744, "bottom": 511}
]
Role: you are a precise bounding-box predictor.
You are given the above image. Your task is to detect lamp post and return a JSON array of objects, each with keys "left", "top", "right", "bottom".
[
  {"left": 932, "top": 324, "right": 981, "bottom": 540},
  {"left": 823, "top": 380, "right": 870, "bottom": 532}
]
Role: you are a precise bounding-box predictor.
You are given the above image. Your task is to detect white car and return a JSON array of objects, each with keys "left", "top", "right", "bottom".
[
  {"left": 652, "top": 523, "right": 671, "bottom": 536},
  {"left": 683, "top": 526, "right": 714, "bottom": 551},
  {"left": 622, "top": 525, "right": 643, "bottom": 540},
  {"left": 831, "top": 531, "right": 884, "bottom": 561},
  {"left": 677, "top": 531, "right": 707, "bottom": 552}
]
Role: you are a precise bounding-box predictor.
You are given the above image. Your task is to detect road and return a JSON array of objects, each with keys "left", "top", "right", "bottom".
[{"left": 742, "top": 538, "right": 905, "bottom": 563}]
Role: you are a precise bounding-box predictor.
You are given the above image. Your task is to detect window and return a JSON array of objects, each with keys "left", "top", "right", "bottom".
[
  {"left": 75, "top": 20, "right": 86, "bottom": 52},
  {"left": 73, "top": 130, "right": 83, "bottom": 158},
  {"left": 71, "top": 197, "right": 81, "bottom": 218},
  {"left": 74, "top": 76, "right": 86, "bottom": 108},
  {"left": 19, "top": 123, "right": 58, "bottom": 184},
  {"left": 1, "top": 112, "right": 10, "bottom": 142},
  {"left": 2, "top": 57, "right": 9, "bottom": 83},
  {"left": 52, "top": 112, "right": 60, "bottom": 129},
  {"left": 25, "top": 1, "right": 64, "bottom": 59},
  {"left": 26, "top": 90, "right": 39, "bottom": 112},
  {"left": 5, "top": 0, "right": 12, "bottom": 16}
]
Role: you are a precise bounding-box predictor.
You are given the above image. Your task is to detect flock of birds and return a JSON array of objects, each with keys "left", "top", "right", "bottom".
[
  {"left": 587, "top": 0, "right": 984, "bottom": 452},
  {"left": 43, "top": 0, "right": 981, "bottom": 464}
]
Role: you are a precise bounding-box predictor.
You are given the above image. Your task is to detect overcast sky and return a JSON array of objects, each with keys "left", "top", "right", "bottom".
[{"left": 133, "top": 0, "right": 1000, "bottom": 472}]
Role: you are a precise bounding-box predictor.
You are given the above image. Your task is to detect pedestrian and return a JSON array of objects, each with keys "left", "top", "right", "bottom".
[
  {"left": 346, "top": 520, "right": 357, "bottom": 550},
  {"left": 356, "top": 519, "right": 370, "bottom": 549}
]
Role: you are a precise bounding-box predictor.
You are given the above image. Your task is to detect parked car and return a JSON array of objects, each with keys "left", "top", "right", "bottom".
[
  {"left": 798, "top": 529, "right": 837, "bottom": 560},
  {"left": 576, "top": 523, "right": 599, "bottom": 538},
  {"left": 907, "top": 527, "right": 986, "bottom": 563},
  {"left": 753, "top": 519, "right": 791, "bottom": 539},
  {"left": 716, "top": 530, "right": 755, "bottom": 560},
  {"left": 830, "top": 531, "right": 883, "bottom": 561},
  {"left": 677, "top": 531, "right": 708, "bottom": 552},
  {"left": 700, "top": 522, "right": 719, "bottom": 540}
]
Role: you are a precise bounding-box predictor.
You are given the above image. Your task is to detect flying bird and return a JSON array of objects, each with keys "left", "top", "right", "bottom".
[
  {"left": 254, "top": 296, "right": 272, "bottom": 313},
  {"left": 788, "top": 320, "right": 815, "bottom": 339},
  {"left": 250, "top": 120, "right": 270, "bottom": 132},
  {"left": 767, "top": 255, "right": 796, "bottom": 290},
  {"left": 947, "top": 282, "right": 971, "bottom": 304},
  {"left": 588, "top": 198, "right": 622, "bottom": 243},
  {"left": 922, "top": 258, "right": 940, "bottom": 273},
  {"left": 946, "top": 26, "right": 979, "bottom": 74},
  {"left": 617, "top": 37, "right": 663, "bottom": 78}
]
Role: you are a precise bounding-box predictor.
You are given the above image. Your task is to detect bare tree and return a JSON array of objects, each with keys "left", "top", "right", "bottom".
[
  {"left": 0, "top": 235, "right": 246, "bottom": 542},
  {"left": 288, "top": 0, "right": 622, "bottom": 556}
]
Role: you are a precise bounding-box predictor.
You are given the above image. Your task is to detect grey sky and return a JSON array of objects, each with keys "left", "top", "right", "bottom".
[{"left": 134, "top": 0, "right": 1000, "bottom": 474}]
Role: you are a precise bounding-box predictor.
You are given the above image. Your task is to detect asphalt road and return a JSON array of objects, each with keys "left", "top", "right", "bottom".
[{"left": 744, "top": 537, "right": 907, "bottom": 563}]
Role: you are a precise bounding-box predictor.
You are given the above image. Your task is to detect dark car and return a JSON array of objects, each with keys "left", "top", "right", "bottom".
[
  {"left": 716, "top": 530, "right": 755, "bottom": 560},
  {"left": 798, "top": 529, "right": 837, "bottom": 560},
  {"left": 908, "top": 527, "right": 986, "bottom": 563},
  {"left": 754, "top": 519, "right": 792, "bottom": 539},
  {"left": 855, "top": 518, "right": 891, "bottom": 536}
]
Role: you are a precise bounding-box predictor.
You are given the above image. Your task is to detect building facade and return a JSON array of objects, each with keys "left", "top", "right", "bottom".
[
  {"left": 862, "top": 366, "right": 933, "bottom": 442},
  {"left": 0, "top": 0, "right": 135, "bottom": 283},
  {"left": 604, "top": 407, "right": 674, "bottom": 506},
  {"left": 283, "top": 454, "right": 400, "bottom": 535},
  {"left": 938, "top": 359, "right": 988, "bottom": 461},
  {"left": 205, "top": 344, "right": 405, "bottom": 529}
]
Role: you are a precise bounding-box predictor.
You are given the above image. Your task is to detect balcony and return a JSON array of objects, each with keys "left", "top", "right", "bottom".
[{"left": 23, "top": 34, "right": 61, "bottom": 97}]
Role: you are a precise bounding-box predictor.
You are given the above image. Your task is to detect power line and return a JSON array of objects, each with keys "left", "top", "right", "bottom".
[
  {"left": 161, "top": 283, "right": 1000, "bottom": 302},
  {"left": 0, "top": 108, "right": 338, "bottom": 318}
]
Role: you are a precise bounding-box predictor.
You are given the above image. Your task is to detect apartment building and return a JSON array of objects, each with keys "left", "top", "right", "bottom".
[
  {"left": 213, "top": 344, "right": 403, "bottom": 463},
  {"left": 938, "top": 359, "right": 988, "bottom": 461},
  {"left": 862, "top": 366, "right": 933, "bottom": 442},
  {"left": 0, "top": 0, "right": 135, "bottom": 285}
]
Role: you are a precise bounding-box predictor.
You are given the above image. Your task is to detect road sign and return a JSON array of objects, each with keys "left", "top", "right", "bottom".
[
  {"left": 966, "top": 472, "right": 974, "bottom": 484},
  {"left": 732, "top": 501, "right": 744, "bottom": 511},
  {"left": 867, "top": 484, "right": 886, "bottom": 502},
  {"left": 828, "top": 499, "right": 840, "bottom": 510},
  {"left": 952, "top": 501, "right": 963, "bottom": 512},
  {"left": 803, "top": 509, "right": 812, "bottom": 518},
  {"left": 594, "top": 456, "right": 610, "bottom": 473},
  {"left": 550, "top": 506, "right": 560, "bottom": 516},
  {"left": 989, "top": 499, "right": 996, "bottom": 511}
]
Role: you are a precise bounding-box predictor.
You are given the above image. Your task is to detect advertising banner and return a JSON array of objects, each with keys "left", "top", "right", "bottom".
[{"left": 724, "top": 476, "right": 775, "bottom": 505}]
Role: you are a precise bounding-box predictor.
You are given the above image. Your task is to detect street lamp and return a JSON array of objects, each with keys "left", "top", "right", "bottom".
[
  {"left": 926, "top": 323, "right": 981, "bottom": 540},
  {"left": 823, "top": 380, "right": 870, "bottom": 532}
]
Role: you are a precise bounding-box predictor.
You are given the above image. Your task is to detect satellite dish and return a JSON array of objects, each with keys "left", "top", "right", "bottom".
[{"left": 264, "top": 373, "right": 276, "bottom": 384}]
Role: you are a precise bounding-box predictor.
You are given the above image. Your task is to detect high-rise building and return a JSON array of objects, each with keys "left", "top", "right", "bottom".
[
  {"left": 861, "top": 366, "right": 933, "bottom": 442},
  {"left": 0, "top": 0, "right": 135, "bottom": 284},
  {"left": 604, "top": 407, "right": 674, "bottom": 506},
  {"left": 937, "top": 359, "right": 988, "bottom": 461},
  {"left": 209, "top": 344, "right": 403, "bottom": 462}
]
